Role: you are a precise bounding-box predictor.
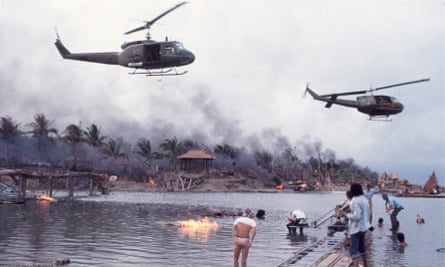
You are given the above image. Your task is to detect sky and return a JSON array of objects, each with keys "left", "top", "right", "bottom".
[{"left": 0, "top": 0, "right": 444, "bottom": 185}]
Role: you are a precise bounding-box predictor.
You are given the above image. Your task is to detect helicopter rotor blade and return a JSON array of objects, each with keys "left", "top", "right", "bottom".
[
  {"left": 320, "top": 90, "right": 368, "bottom": 97},
  {"left": 125, "top": 25, "right": 148, "bottom": 35},
  {"left": 124, "top": 1, "right": 187, "bottom": 35},
  {"left": 319, "top": 78, "right": 430, "bottom": 97},
  {"left": 370, "top": 78, "right": 430, "bottom": 92}
]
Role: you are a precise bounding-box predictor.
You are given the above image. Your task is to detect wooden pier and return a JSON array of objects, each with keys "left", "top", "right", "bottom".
[
  {"left": 0, "top": 168, "right": 111, "bottom": 203},
  {"left": 276, "top": 233, "right": 352, "bottom": 267}
]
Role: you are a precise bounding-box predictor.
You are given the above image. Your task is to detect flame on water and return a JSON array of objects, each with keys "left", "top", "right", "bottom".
[
  {"left": 276, "top": 184, "right": 284, "bottom": 190},
  {"left": 36, "top": 194, "right": 56, "bottom": 202},
  {"left": 177, "top": 217, "right": 219, "bottom": 243}
]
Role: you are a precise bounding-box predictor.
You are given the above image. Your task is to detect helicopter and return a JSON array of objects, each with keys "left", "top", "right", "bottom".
[
  {"left": 54, "top": 1, "right": 195, "bottom": 76},
  {"left": 305, "top": 78, "right": 430, "bottom": 121}
]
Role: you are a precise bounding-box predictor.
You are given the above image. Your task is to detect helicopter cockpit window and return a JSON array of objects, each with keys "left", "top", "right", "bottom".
[
  {"left": 358, "top": 96, "right": 376, "bottom": 105},
  {"left": 390, "top": 97, "right": 400, "bottom": 103},
  {"left": 375, "top": 96, "right": 392, "bottom": 104},
  {"left": 174, "top": 43, "right": 184, "bottom": 50},
  {"left": 161, "top": 46, "right": 175, "bottom": 55}
]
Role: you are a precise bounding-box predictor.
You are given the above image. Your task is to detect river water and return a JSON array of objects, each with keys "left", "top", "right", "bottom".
[{"left": 0, "top": 192, "right": 444, "bottom": 266}]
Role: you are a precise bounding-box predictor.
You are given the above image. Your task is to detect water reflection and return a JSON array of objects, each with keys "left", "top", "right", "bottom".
[
  {"left": 0, "top": 192, "right": 443, "bottom": 266},
  {"left": 286, "top": 232, "right": 309, "bottom": 245},
  {"left": 177, "top": 217, "right": 219, "bottom": 243}
]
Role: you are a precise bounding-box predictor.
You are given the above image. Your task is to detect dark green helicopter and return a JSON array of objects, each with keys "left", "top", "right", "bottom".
[
  {"left": 54, "top": 2, "right": 195, "bottom": 76},
  {"left": 305, "top": 78, "right": 430, "bottom": 121}
]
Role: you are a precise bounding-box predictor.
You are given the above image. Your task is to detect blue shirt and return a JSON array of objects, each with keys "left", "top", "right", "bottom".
[{"left": 386, "top": 196, "right": 402, "bottom": 209}]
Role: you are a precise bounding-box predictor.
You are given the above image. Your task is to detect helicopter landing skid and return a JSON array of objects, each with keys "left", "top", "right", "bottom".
[
  {"left": 129, "top": 68, "right": 188, "bottom": 76},
  {"left": 368, "top": 116, "right": 392, "bottom": 122}
]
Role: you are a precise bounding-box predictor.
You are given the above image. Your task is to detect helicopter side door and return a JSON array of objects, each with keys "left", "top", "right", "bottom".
[
  {"left": 144, "top": 44, "right": 161, "bottom": 62},
  {"left": 357, "top": 95, "right": 376, "bottom": 107}
]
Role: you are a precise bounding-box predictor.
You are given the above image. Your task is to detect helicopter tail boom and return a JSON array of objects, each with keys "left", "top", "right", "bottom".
[
  {"left": 305, "top": 86, "right": 337, "bottom": 108},
  {"left": 54, "top": 38, "right": 71, "bottom": 58},
  {"left": 305, "top": 85, "right": 358, "bottom": 109},
  {"left": 54, "top": 36, "right": 120, "bottom": 65}
]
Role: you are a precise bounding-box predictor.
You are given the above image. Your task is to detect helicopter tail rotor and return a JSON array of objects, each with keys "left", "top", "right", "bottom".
[
  {"left": 54, "top": 30, "right": 71, "bottom": 58},
  {"left": 303, "top": 83, "right": 310, "bottom": 97}
]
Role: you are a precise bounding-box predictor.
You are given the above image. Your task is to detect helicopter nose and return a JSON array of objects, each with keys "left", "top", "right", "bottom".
[{"left": 186, "top": 51, "right": 195, "bottom": 64}]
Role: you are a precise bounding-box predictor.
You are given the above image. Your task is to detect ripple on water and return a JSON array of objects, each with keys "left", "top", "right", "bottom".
[{"left": 1, "top": 192, "right": 444, "bottom": 266}]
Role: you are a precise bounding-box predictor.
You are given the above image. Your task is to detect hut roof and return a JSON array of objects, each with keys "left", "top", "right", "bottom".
[
  {"left": 423, "top": 171, "right": 439, "bottom": 191},
  {"left": 177, "top": 150, "right": 215, "bottom": 160}
]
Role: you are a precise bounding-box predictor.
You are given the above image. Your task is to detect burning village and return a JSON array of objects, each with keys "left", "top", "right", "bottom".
[{"left": 1, "top": 113, "right": 440, "bottom": 203}]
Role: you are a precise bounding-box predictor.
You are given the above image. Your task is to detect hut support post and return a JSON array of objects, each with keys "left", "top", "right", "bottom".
[
  {"left": 18, "top": 175, "right": 26, "bottom": 201},
  {"left": 48, "top": 176, "right": 53, "bottom": 197},
  {"left": 89, "top": 178, "right": 94, "bottom": 196},
  {"left": 68, "top": 176, "right": 74, "bottom": 198},
  {"left": 103, "top": 177, "right": 110, "bottom": 195}
]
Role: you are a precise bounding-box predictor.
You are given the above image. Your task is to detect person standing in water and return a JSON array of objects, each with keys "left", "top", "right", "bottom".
[
  {"left": 364, "top": 183, "right": 379, "bottom": 224},
  {"left": 232, "top": 208, "right": 257, "bottom": 267},
  {"left": 382, "top": 193, "right": 404, "bottom": 231},
  {"left": 343, "top": 183, "right": 371, "bottom": 267}
]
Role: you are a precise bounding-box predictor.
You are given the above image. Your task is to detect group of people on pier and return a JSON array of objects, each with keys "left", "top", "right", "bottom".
[
  {"left": 231, "top": 182, "right": 411, "bottom": 267},
  {"left": 342, "top": 183, "right": 406, "bottom": 267}
]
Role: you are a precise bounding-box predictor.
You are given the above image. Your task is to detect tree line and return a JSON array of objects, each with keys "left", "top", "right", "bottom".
[{"left": 0, "top": 114, "right": 377, "bottom": 185}]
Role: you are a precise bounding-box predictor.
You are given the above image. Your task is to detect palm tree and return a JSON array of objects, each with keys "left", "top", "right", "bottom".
[
  {"left": 103, "top": 138, "right": 127, "bottom": 159},
  {"left": 84, "top": 124, "right": 107, "bottom": 148},
  {"left": 159, "top": 137, "right": 182, "bottom": 170},
  {"left": 63, "top": 123, "right": 87, "bottom": 170},
  {"left": 0, "top": 116, "right": 21, "bottom": 143},
  {"left": 0, "top": 116, "right": 22, "bottom": 166},
  {"left": 28, "top": 113, "right": 58, "bottom": 161},
  {"left": 134, "top": 138, "right": 159, "bottom": 167}
]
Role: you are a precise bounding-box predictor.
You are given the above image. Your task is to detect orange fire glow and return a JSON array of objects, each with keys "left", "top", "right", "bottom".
[
  {"left": 36, "top": 194, "right": 56, "bottom": 202},
  {"left": 177, "top": 217, "right": 219, "bottom": 243},
  {"left": 148, "top": 177, "right": 156, "bottom": 185},
  {"left": 276, "top": 184, "right": 284, "bottom": 190}
]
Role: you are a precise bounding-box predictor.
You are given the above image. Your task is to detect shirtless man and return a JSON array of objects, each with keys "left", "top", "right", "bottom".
[{"left": 232, "top": 208, "right": 257, "bottom": 267}]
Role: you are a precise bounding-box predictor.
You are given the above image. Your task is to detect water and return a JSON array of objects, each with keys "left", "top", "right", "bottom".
[{"left": 0, "top": 192, "right": 444, "bottom": 267}]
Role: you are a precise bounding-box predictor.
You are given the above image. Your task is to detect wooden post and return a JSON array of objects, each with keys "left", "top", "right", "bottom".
[
  {"left": 89, "top": 177, "right": 94, "bottom": 196},
  {"left": 103, "top": 176, "right": 110, "bottom": 195},
  {"left": 18, "top": 175, "right": 25, "bottom": 202},
  {"left": 48, "top": 176, "right": 53, "bottom": 197},
  {"left": 68, "top": 176, "right": 74, "bottom": 198}
]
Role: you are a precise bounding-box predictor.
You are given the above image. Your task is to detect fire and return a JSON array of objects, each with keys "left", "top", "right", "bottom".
[
  {"left": 276, "top": 184, "right": 284, "bottom": 190},
  {"left": 148, "top": 177, "right": 156, "bottom": 185},
  {"left": 176, "top": 217, "right": 219, "bottom": 243},
  {"left": 36, "top": 194, "right": 56, "bottom": 202}
]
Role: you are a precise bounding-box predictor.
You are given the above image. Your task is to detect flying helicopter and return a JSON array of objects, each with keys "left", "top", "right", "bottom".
[
  {"left": 305, "top": 78, "right": 430, "bottom": 121},
  {"left": 54, "top": 1, "right": 195, "bottom": 76}
]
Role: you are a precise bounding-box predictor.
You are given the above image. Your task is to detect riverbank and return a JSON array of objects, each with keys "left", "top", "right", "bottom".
[{"left": 109, "top": 178, "right": 345, "bottom": 193}]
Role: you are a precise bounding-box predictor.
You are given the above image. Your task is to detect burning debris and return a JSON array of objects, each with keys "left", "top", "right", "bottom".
[
  {"left": 147, "top": 177, "right": 156, "bottom": 185},
  {"left": 165, "top": 217, "right": 219, "bottom": 243},
  {"left": 36, "top": 194, "right": 56, "bottom": 202}
]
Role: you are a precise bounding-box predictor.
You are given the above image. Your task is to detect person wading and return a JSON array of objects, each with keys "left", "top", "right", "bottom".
[{"left": 232, "top": 208, "right": 257, "bottom": 267}]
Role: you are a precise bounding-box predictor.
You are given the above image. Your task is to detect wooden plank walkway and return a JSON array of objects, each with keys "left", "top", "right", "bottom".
[
  {"left": 310, "top": 237, "right": 352, "bottom": 267},
  {"left": 275, "top": 232, "right": 358, "bottom": 267}
]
